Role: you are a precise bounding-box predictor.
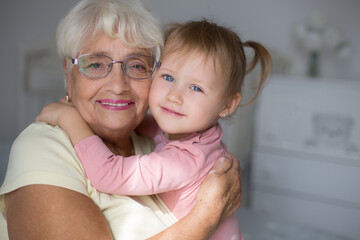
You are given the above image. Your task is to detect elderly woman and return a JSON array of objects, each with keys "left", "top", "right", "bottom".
[{"left": 0, "top": 0, "right": 242, "bottom": 239}]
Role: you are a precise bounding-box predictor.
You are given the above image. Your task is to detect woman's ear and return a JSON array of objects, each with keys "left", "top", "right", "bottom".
[
  {"left": 219, "top": 92, "right": 242, "bottom": 118},
  {"left": 63, "top": 59, "right": 71, "bottom": 96}
]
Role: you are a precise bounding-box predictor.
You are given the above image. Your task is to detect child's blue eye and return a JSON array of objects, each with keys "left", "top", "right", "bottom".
[
  {"left": 163, "top": 74, "right": 174, "bottom": 82},
  {"left": 191, "top": 85, "right": 203, "bottom": 92}
]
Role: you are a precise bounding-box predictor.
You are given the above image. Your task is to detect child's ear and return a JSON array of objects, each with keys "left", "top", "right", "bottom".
[{"left": 219, "top": 92, "right": 242, "bottom": 118}]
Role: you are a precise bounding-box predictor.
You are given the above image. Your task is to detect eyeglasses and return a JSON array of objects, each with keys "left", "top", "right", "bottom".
[{"left": 71, "top": 53, "right": 160, "bottom": 80}]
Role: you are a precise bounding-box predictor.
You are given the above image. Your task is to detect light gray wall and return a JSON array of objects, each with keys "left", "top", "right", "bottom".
[{"left": 0, "top": 0, "right": 79, "bottom": 143}]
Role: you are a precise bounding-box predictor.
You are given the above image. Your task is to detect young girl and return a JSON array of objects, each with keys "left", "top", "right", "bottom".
[{"left": 37, "top": 19, "right": 271, "bottom": 239}]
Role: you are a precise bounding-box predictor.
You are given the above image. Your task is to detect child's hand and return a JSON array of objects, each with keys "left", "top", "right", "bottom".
[
  {"left": 35, "top": 101, "right": 77, "bottom": 127},
  {"left": 35, "top": 100, "right": 93, "bottom": 146}
]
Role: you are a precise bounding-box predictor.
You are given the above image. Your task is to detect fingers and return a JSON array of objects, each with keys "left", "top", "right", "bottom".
[
  {"left": 35, "top": 105, "right": 50, "bottom": 122},
  {"left": 60, "top": 98, "right": 73, "bottom": 105},
  {"left": 223, "top": 153, "right": 242, "bottom": 211},
  {"left": 35, "top": 100, "right": 69, "bottom": 123},
  {"left": 210, "top": 155, "right": 233, "bottom": 175},
  {"left": 224, "top": 152, "right": 241, "bottom": 175},
  {"left": 212, "top": 152, "right": 241, "bottom": 175},
  {"left": 232, "top": 155, "right": 241, "bottom": 174}
]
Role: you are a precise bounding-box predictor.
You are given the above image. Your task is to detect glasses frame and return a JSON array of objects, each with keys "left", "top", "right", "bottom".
[{"left": 71, "top": 53, "right": 161, "bottom": 80}]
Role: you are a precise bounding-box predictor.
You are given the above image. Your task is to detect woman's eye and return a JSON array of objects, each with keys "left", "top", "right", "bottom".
[
  {"left": 190, "top": 85, "right": 203, "bottom": 92},
  {"left": 87, "top": 62, "right": 103, "bottom": 69},
  {"left": 128, "top": 63, "right": 147, "bottom": 72},
  {"left": 163, "top": 74, "right": 174, "bottom": 82}
]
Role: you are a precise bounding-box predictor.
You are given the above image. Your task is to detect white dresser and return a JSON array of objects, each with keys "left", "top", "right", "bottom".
[{"left": 250, "top": 75, "right": 360, "bottom": 239}]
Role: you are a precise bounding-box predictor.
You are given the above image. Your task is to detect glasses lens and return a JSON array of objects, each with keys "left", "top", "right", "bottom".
[
  {"left": 78, "top": 55, "right": 111, "bottom": 78},
  {"left": 124, "top": 56, "right": 156, "bottom": 79}
]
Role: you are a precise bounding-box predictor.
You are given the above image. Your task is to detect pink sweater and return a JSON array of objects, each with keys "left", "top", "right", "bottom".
[{"left": 75, "top": 124, "right": 242, "bottom": 240}]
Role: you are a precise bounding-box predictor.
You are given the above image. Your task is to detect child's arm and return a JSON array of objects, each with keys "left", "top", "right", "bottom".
[
  {"left": 75, "top": 137, "right": 210, "bottom": 195},
  {"left": 36, "top": 102, "right": 94, "bottom": 146}
]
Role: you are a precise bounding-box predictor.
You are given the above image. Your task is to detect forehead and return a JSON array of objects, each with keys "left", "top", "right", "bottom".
[
  {"left": 163, "top": 50, "right": 222, "bottom": 73},
  {"left": 79, "top": 31, "right": 151, "bottom": 57}
]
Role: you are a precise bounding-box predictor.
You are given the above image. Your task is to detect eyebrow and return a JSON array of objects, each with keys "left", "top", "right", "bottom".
[{"left": 158, "top": 66, "right": 176, "bottom": 74}]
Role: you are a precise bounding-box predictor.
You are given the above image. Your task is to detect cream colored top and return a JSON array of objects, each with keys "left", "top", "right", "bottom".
[{"left": 0, "top": 123, "right": 177, "bottom": 240}]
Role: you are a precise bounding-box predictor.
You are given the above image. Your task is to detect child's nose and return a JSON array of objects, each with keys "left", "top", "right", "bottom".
[{"left": 166, "top": 86, "right": 183, "bottom": 104}]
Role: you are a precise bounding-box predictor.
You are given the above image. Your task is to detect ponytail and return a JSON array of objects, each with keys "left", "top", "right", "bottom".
[{"left": 242, "top": 41, "right": 272, "bottom": 106}]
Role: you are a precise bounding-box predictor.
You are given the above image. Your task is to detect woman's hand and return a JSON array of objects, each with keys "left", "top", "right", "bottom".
[
  {"left": 196, "top": 153, "right": 242, "bottom": 227},
  {"left": 148, "top": 153, "right": 242, "bottom": 240}
]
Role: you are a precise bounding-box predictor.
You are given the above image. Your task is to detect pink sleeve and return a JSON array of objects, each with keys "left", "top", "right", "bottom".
[
  {"left": 210, "top": 214, "right": 243, "bottom": 240},
  {"left": 74, "top": 135, "right": 209, "bottom": 195}
]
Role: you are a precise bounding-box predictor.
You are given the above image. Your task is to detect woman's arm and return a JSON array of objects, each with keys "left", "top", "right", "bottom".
[
  {"left": 5, "top": 185, "right": 113, "bottom": 240},
  {"left": 3, "top": 123, "right": 113, "bottom": 240}
]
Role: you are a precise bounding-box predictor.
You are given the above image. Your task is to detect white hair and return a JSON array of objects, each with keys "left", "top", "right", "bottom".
[{"left": 57, "top": 0, "right": 164, "bottom": 73}]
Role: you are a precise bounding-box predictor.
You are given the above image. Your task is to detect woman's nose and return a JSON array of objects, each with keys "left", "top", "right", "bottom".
[{"left": 104, "top": 63, "right": 130, "bottom": 93}]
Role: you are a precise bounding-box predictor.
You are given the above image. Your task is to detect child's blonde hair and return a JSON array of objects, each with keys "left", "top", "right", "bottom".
[{"left": 163, "top": 19, "right": 272, "bottom": 106}]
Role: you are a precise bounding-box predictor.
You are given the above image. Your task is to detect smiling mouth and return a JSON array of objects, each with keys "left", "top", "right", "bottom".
[
  {"left": 100, "top": 102, "right": 131, "bottom": 107},
  {"left": 161, "top": 107, "right": 185, "bottom": 116},
  {"left": 96, "top": 100, "right": 134, "bottom": 110}
]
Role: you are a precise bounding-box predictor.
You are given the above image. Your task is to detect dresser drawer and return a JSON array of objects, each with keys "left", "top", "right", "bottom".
[
  {"left": 251, "top": 190, "right": 360, "bottom": 239},
  {"left": 252, "top": 149, "right": 360, "bottom": 206}
]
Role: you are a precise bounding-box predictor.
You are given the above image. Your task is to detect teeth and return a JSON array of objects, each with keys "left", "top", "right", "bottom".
[{"left": 102, "top": 102, "right": 130, "bottom": 107}]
